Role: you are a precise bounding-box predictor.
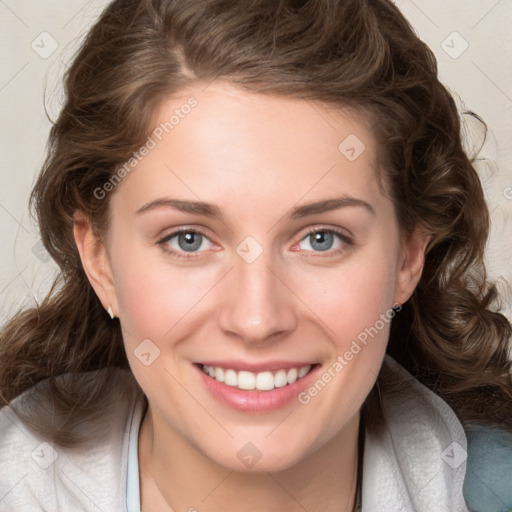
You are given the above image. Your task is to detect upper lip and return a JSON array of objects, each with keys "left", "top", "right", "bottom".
[{"left": 196, "top": 360, "right": 318, "bottom": 373}]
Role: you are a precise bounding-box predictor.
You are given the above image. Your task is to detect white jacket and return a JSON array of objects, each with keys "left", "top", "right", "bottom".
[{"left": 0, "top": 355, "right": 470, "bottom": 511}]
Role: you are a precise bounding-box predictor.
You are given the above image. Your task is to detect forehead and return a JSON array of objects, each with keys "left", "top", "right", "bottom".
[{"left": 110, "top": 81, "right": 386, "bottom": 220}]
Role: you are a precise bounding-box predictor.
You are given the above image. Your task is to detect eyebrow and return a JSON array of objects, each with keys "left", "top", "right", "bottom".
[
  {"left": 288, "top": 196, "right": 375, "bottom": 219},
  {"left": 135, "top": 196, "right": 375, "bottom": 220}
]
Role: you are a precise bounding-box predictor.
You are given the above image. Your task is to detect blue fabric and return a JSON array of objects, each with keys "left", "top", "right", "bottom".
[{"left": 463, "top": 424, "right": 512, "bottom": 512}]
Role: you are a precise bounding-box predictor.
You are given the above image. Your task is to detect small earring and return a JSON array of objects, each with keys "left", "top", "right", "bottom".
[{"left": 107, "top": 305, "right": 115, "bottom": 319}]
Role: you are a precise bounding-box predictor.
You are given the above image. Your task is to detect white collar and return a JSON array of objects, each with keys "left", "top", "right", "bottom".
[{"left": 362, "top": 355, "right": 469, "bottom": 511}]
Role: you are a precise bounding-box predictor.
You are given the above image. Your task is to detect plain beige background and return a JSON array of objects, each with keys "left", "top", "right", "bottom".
[{"left": 1, "top": 0, "right": 511, "bottom": 325}]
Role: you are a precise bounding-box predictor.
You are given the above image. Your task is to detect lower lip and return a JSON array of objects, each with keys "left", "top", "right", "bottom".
[{"left": 194, "top": 363, "right": 321, "bottom": 413}]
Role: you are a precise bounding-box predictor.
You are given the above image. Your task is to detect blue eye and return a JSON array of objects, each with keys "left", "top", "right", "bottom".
[
  {"left": 158, "top": 228, "right": 213, "bottom": 259},
  {"left": 157, "top": 227, "right": 352, "bottom": 260},
  {"left": 173, "top": 231, "right": 203, "bottom": 252},
  {"left": 297, "top": 228, "right": 352, "bottom": 255},
  {"left": 304, "top": 231, "right": 335, "bottom": 251}
]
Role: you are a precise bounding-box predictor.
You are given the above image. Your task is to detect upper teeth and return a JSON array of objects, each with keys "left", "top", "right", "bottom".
[{"left": 202, "top": 364, "right": 312, "bottom": 391}]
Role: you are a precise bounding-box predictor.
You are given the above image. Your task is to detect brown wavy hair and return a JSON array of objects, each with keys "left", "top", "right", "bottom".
[{"left": 1, "top": 0, "right": 512, "bottom": 448}]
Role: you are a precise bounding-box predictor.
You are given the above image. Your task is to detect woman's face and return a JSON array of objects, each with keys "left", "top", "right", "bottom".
[{"left": 78, "top": 81, "right": 427, "bottom": 472}]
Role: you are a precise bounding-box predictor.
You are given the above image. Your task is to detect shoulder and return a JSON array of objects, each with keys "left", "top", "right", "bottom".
[
  {"left": 362, "top": 355, "right": 470, "bottom": 512},
  {"left": 0, "top": 368, "right": 145, "bottom": 512}
]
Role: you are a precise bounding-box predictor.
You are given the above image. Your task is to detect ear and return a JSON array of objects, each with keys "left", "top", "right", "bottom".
[
  {"left": 73, "top": 210, "right": 118, "bottom": 317},
  {"left": 393, "top": 224, "right": 431, "bottom": 306}
]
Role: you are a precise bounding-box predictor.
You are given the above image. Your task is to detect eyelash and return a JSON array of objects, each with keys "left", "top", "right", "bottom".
[{"left": 157, "top": 226, "right": 353, "bottom": 260}]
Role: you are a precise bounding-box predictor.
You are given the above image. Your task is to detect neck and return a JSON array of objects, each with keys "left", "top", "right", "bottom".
[{"left": 138, "top": 407, "right": 361, "bottom": 512}]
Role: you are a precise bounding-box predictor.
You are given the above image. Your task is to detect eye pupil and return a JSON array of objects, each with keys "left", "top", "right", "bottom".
[
  {"left": 178, "top": 232, "right": 202, "bottom": 252},
  {"left": 310, "top": 231, "right": 333, "bottom": 252}
]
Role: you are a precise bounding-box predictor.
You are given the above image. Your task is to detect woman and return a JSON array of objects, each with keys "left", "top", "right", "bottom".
[{"left": 1, "top": 0, "right": 511, "bottom": 511}]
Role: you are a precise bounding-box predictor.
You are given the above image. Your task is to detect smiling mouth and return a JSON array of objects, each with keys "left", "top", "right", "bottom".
[{"left": 199, "top": 363, "right": 318, "bottom": 392}]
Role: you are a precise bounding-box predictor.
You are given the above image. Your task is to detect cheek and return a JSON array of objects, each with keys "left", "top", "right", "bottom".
[
  {"left": 107, "top": 226, "right": 206, "bottom": 340},
  {"left": 289, "top": 255, "right": 399, "bottom": 451},
  {"left": 112, "top": 250, "right": 220, "bottom": 394},
  {"left": 115, "top": 256, "right": 218, "bottom": 343},
  {"left": 294, "top": 244, "right": 398, "bottom": 343}
]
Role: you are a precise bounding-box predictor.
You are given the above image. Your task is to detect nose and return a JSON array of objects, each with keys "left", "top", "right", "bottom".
[{"left": 217, "top": 246, "right": 298, "bottom": 345}]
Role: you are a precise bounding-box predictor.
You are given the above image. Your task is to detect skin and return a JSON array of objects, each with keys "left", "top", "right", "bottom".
[{"left": 74, "top": 81, "right": 430, "bottom": 512}]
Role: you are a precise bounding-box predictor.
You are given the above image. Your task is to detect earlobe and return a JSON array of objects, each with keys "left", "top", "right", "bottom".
[
  {"left": 73, "top": 211, "right": 118, "bottom": 317},
  {"left": 393, "top": 225, "right": 431, "bottom": 306}
]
